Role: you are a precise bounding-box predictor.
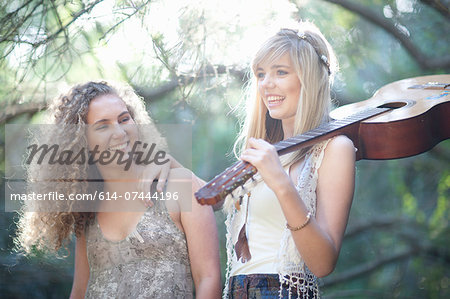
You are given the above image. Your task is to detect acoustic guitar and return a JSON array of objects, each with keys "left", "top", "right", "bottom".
[{"left": 195, "top": 74, "right": 450, "bottom": 205}]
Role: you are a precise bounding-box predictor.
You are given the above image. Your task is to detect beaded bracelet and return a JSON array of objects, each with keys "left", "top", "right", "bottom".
[{"left": 286, "top": 211, "right": 312, "bottom": 231}]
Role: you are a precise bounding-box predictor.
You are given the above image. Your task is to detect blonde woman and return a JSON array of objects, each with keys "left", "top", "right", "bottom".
[
  {"left": 15, "top": 82, "right": 221, "bottom": 298},
  {"left": 224, "top": 22, "right": 355, "bottom": 298}
]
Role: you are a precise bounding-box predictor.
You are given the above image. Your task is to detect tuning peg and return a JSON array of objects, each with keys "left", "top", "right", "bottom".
[{"left": 241, "top": 185, "right": 247, "bottom": 193}]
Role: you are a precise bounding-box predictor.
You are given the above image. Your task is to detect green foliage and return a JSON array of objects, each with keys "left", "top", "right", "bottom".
[
  {"left": 1, "top": 0, "right": 449, "bottom": 297},
  {"left": 324, "top": 142, "right": 450, "bottom": 298}
]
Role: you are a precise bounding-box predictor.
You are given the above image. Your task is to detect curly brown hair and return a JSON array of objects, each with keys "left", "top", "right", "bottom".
[{"left": 14, "top": 81, "right": 164, "bottom": 256}]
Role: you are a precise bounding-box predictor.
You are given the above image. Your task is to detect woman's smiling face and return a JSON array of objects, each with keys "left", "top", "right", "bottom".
[
  {"left": 256, "top": 52, "right": 301, "bottom": 126},
  {"left": 86, "top": 94, "right": 138, "bottom": 164}
]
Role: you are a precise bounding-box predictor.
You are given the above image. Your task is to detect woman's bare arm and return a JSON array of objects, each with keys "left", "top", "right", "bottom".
[
  {"left": 70, "top": 231, "right": 90, "bottom": 299},
  {"left": 168, "top": 169, "right": 221, "bottom": 298},
  {"left": 241, "top": 135, "right": 355, "bottom": 277}
]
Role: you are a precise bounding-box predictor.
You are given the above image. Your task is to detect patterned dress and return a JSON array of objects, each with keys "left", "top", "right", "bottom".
[{"left": 84, "top": 201, "right": 193, "bottom": 299}]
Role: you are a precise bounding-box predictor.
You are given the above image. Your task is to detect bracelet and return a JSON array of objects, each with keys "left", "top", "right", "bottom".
[{"left": 286, "top": 212, "right": 312, "bottom": 231}]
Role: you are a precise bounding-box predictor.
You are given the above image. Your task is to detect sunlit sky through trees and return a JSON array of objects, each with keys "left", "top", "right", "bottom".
[{"left": 7, "top": 0, "right": 301, "bottom": 83}]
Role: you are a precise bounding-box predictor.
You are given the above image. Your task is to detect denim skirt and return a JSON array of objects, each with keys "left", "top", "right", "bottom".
[{"left": 228, "top": 274, "right": 312, "bottom": 299}]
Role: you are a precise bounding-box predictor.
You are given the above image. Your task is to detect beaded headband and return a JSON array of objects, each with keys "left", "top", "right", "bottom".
[{"left": 279, "top": 29, "right": 331, "bottom": 75}]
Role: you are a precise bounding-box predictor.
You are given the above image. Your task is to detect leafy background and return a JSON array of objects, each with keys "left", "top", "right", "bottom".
[{"left": 0, "top": 0, "right": 449, "bottom": 298}]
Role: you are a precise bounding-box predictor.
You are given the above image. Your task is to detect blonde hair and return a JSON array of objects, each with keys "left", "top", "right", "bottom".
[
  {"left": 234, "top": 21, "right": 338, "bottom": 165},
  {"left": 14, "top": 81, "right": 165, "bottom": 256}
]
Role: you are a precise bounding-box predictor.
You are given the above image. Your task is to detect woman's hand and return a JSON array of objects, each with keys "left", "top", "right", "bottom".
[
  {"left": 138, "top": 154, "right": 183, "bottom": 207},
  {"left": 240, "top": 138, "right": 291, "bottom": 192}
]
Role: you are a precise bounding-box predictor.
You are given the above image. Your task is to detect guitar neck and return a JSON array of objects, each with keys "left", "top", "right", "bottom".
[
  {"left": 195, "top": 106, "right": 390, "bottom": 205},
  {"left": 275, "top": 106, "right": 390, "bottom": 156}
]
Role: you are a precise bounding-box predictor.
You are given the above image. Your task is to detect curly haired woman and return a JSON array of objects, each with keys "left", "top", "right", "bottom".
[{"left": 15, "top": 81, "right": 221, "bottom": 298}]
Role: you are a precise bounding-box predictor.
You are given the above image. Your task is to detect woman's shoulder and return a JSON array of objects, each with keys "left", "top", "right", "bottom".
[
  {"left": 167, "top": 168, "right": 204, "bottom": 189},
  {"left": 326, "top": 135, "right": 355, "bottom": 153},
  {"left": 307, "top": 135, "right": 354, "bottom": 162},
  {"left": 320, "top": 135, "right": 356, "bottom": 168},
  {"left": 167, "top": 168, "right": 194, "bottom": 185},
  {"left": 165, "top": 168, "right": 201, "bottom": 200}
]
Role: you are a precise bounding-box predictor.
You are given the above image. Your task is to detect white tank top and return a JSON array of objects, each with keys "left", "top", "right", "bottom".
[{"left": 230, "top": 169, "right": 289, "bottom": 275}]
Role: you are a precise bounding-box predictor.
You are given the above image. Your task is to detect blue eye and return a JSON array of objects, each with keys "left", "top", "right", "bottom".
[
  {"left": 256, "top": 72, "right": 265, "bottom": 79},
  {"left": 277, "top": 70, "right": 288, "bottom": 75}
]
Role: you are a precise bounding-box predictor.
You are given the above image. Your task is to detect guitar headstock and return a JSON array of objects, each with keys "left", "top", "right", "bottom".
[{"left": 195, "top": 161, "right": 257, "bottom": 205}]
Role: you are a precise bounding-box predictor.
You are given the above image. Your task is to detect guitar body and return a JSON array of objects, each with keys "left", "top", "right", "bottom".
[
  {"left": 196, "top": 74, "right": 450, "bottom": 205},
  {"left": 330, "top": 75, "right": 450, "bottom": 160}
]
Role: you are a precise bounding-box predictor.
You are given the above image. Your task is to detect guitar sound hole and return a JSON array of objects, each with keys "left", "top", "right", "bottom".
[{"left": 377, "top": 101, "right": 408, "bottom": 109}]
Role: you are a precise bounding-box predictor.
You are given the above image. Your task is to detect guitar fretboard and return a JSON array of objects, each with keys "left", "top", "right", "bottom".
[
  {"left": 275, "top": 107, "right": 390, "bottom": 155},
  {"left": 195, "top": 106, "right": 391, "bottom": 205}
]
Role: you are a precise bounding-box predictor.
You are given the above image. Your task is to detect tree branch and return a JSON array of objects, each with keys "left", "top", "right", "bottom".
[
  {"left": 322, "top": 246, "right": 421, "bottom": 287},
  {"left": 133, "top": 64, "right": 247, "bottom": 101},
  {"left": 321, "top": 0, "right": 450, "bottom": 70},
  {"left": 32, "top": 0, "right": 105, "bottom": 48},
  {"left": 419, "top": 0, "right": 450, "bottom": 19},
  {"left": 0, "top": 0, "right": 42, "bottom": 45},
  {"left": 0, "top": 0, "right": 105, "bottom": 49},
  {"left": 344, "top": 216, "right": 414, "bottom": 239},
  {"left": 0, "top": 0, "right": 35, "bottom": 25},
  {"left": 0, "top": 101, "right": 46, "bottom": 124},
  {"left": 99, "top": 0, "right": 152, "bottom": 41},
  {"left": 0, "top": 64, "right": 246, "bottom": 123}
]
